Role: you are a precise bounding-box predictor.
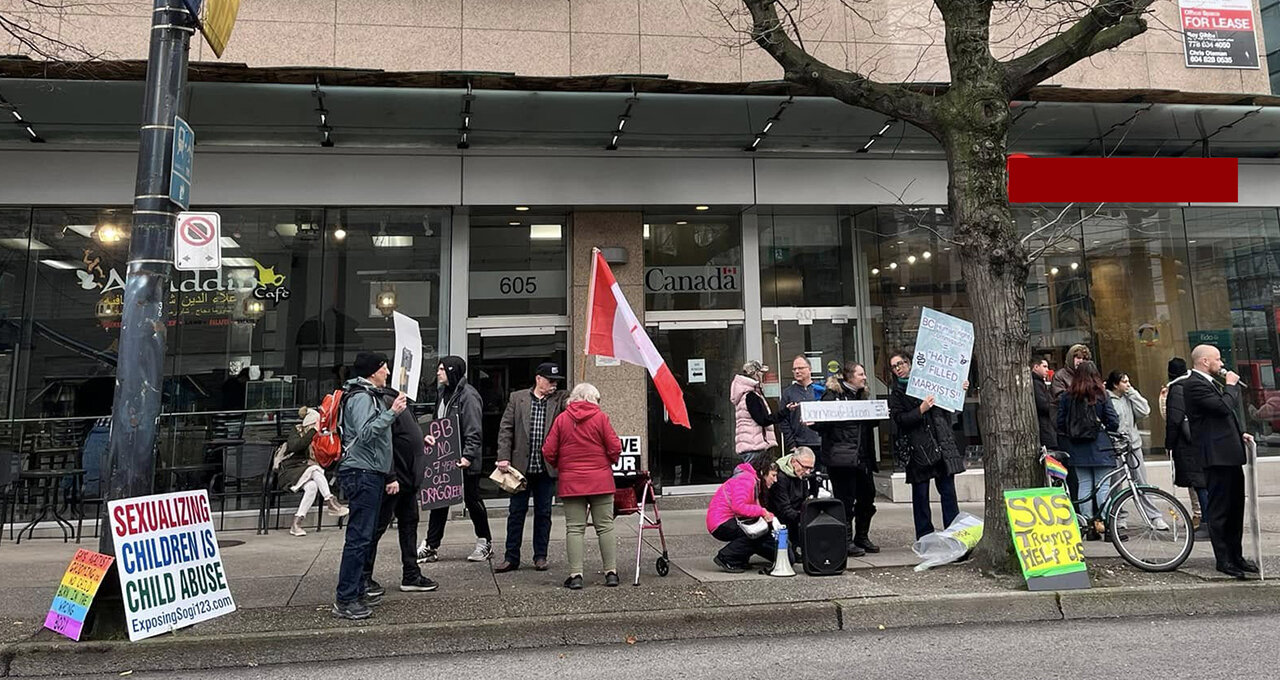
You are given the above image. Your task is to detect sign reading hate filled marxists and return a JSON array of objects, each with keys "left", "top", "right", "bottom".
[
  {"left": 108, "top": 490, "right": 236, "bottom": 641},
  {"left": 906, "top": 307, "right": 974, "bottom": 413},
  {"left": 1179, "top": 0, "right": 1260, "bottom": 69}
]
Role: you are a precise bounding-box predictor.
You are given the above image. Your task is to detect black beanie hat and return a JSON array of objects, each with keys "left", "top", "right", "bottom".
[
  {"left": 439, "top": 355, "right": 467, "bottom": 386},
  {"left": 1168, "top": 357, "right": 1187, "bottom": 381},
  {"left": 352, "top": 352, "right": 388, "bottom": 379}
]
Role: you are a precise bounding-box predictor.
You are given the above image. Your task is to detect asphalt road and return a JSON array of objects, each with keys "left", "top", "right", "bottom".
[{"left": 63, "top": 614, "right": 1279, "bottom": 680}]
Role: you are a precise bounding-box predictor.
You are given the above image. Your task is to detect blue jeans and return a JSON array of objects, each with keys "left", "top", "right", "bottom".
[
  {"left": 911, "top": 474, "right": 959, "bottom": 539},
  {"left": 739, "top": 450, "right": 767, "bottom": 465},
  {"left": 1073, "top": 465, "right": 1112, "bottom": 521},
  {"left": 503, "top": 472, "right": 555, "bottom": 565},
  {"left": 335, "top": 469, "right": 384, "bottom": 604}
]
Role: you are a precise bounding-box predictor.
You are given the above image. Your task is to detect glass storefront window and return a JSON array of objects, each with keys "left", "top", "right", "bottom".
[
  {"left": 469, "top": 213, "right": 568, "bottom": 317},
  {"left": 759, "top": 211, "right": 855, "bottom": 307},
  {"left": 0, "top": 209, "right": 31, "bottom": 419},
  {"left": 643, "top": 215, "right": 743, "bottom": 311}
]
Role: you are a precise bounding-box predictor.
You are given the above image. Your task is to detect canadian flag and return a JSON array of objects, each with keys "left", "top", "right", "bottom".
[{"left": 585, "top": 249, "right": 691, "bottom": 428}]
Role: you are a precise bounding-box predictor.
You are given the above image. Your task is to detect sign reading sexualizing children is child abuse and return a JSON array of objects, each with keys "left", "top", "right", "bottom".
[
  {"left": 108, "top": 490, "right": 237, "bottom": 641},
  {"left": 906, "top": 307, "right": 974, "bottom": 413}
]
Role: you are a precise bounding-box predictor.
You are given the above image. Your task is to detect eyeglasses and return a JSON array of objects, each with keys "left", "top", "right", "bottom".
[
  {"left": 890, "top": 361, "right": 908, "bottom": 369},
  {"left": 796, "top": 461, "right": 814, "bottom": 471}
]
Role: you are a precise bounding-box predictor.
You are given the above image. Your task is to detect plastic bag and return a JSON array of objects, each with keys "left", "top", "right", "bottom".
[{"left": 912, "top": 511, "right": 984, "bottom": 572}]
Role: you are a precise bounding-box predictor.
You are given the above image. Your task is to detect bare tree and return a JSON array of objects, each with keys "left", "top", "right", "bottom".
[
  {"left": 1, "top": 1, "right": 120, "bottom": 60},
  {"left": 718, "top": 0, "right": 1159, "bottom": 570}
]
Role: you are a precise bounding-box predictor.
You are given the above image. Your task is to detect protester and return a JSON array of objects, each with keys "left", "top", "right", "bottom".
[
  {"left": 1032, "top": 358, "right": 1058, "bottom": 452},
  {"left": 1160, "top": 357, "right": 1208, "bottom": 538},
  {"left": 494, "top": 362, "right": 569, "bottom": 573},
  {"left": 813, "top": 361, "right": 881, "bottom": 555},
  {"left": 1184, "top": 344, "right": 1257, "bottom": 579},
  {"left": 767, "top": 446, "right": 815, "bottom": 564},
  {"left": 1056, "top": 360, "right": 1120, "bottom": 539},
  {"left": 706, "top": 456, "right": 778, "bottom": 573},
  {"left": 888, "top": 352, "right": 967, "bottom": 540},
  {"left": 730, "top": 360, "right": 780, "bottom": 464},
  {"left": 1051, "top": 344, "right": 1092, "bottom": 400},
  {"left": 418, "top": 356, "right": 492, "bottom": 564},
  {"left": 541, "top": 383, "right": 622, "bottom": 589},
  {"left": 362, "top": 386, "right": 438, "bottom": 596},
  {"left": 1106, "top": 370, "right": 1169, "bottom": 531},
  {"left": 332, "top": 352, "right": 406, "bottom": 620},
  {"left": 780, "top": 355, "right": 824, "bottom": 496},
  {"left": 273, "top": 406, "right": 349, "bottom": 537}
]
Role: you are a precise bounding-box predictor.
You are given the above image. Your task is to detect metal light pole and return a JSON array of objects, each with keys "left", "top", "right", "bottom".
[{"left": 97, "top": 0, "right": 195, "bottom": 556}]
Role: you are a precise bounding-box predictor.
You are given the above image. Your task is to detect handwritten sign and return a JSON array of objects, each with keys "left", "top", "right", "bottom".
[
  {"left": 1003, "top": 487, "right": 1090, "bottom": 591},
  {"left": 108, "top": 490, "right": 237, "bottom": 641},
  {"left": 906, "top": 307, "right": 974, "bottom": 413},
  {"left": 419, "top": 415, "right": 464, "bottom": 510},
  {"left": 44, "top": 549, "right": 114, "bottom": 641},
  {"left": 799, "top": 400, "right": 889, "bottom": 423},
  {"left": 612, "top": 436, "right": 641, "bottom": 477}
]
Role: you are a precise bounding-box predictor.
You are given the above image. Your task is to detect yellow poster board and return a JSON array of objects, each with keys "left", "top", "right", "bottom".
[
  {"left": 1003, "top": 487, "right": 1090, "bottom": 589},
  {"left": 201, "top": 0, "right": 241, "bottom": 58}
]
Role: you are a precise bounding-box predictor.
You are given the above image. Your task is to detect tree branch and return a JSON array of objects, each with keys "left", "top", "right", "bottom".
[{"left": 1002, "top": 0, "right": 1155, "bottom": 97}]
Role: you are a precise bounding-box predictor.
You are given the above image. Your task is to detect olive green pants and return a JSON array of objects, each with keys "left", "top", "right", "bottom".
[{"left": 562, "top": 493, "right": 616, "bottom": 577}]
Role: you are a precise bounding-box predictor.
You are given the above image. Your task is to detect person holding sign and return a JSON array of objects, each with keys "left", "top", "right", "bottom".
[
  {"left": 888, "top": 352, "right": 968, "bottom": 540},
  {"left": 1055, "top": 361, "right": 1120, "bottom": 541},
  {"left": 812, "top": 361, "right": 882, "bottom": 555}
]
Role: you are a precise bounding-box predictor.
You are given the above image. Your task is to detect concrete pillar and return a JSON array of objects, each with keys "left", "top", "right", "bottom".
[{"left": 570, "top": 211, "right": 649, "bottom": 468}]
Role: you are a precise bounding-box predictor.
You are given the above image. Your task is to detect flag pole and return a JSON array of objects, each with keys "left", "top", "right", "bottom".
[{"left": 578, "top": 248, "right": 599, "bottom": 385}]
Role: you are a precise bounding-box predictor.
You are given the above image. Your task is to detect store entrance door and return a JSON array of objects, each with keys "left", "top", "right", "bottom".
[{"left": 762, "top": 306, "right": 865, "bottom": 399}]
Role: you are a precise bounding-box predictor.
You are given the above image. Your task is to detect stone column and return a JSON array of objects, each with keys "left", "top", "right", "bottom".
[{"left": 570, "top": 212, "right": 649, "bottom": 469}]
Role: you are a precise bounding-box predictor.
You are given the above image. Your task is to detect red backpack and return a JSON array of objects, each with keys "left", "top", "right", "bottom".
[{"left": 310, "top": 389, "right": 346, "bottom": 467}]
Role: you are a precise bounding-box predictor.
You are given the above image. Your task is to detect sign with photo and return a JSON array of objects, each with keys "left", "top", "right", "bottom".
[
  {"left": 906, "top": 307, "right": 974, "bottom": 413},
  {"left": 1179, "top": 0, "right": 1260, "bottom": 69},
  {"left": 392, "top": 311, "right": 423, "bottom": 401}
]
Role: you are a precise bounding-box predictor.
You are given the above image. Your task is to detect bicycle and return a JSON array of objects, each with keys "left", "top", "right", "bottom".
[{"left": 1039, "top": 434, "right": 1194, "bottom": 572}]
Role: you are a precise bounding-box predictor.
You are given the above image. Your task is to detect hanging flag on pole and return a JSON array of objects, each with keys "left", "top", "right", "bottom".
[
  {"left": 585, "top": 248, "right": 691, "bottom": 428},
  {"left": 182, "top": 0, "right": 241, "bottom": 58}
]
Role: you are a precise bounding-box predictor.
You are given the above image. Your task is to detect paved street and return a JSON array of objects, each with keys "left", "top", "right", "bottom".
[{"left": 53, "top": 613, "right": 1280, "bottom": 680}]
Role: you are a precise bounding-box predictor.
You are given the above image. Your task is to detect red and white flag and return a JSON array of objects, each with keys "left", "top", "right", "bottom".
[{"left": 584, "top": 249, "right": 691, "bottom": 428}]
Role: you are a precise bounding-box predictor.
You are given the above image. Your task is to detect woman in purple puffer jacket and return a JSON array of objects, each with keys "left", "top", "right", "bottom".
[{"left": 705, "top": 457, "right": 777, "bottom": 573}]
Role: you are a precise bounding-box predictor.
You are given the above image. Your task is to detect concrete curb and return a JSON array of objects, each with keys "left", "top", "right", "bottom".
[{"left": 5, "top": 582, "right": 1280, "bottom": 677}]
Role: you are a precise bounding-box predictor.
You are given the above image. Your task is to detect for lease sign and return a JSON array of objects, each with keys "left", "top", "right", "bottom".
[
  {"left": 108, "top": 490, "right": 236, "bottom": 641},
  {"left": 1179, "top": 0, "right": 1260, "bottom": 69}
]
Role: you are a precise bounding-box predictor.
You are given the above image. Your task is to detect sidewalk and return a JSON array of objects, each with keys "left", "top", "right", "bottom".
[{"left": 4, "top": 499, "right": 1280, "bottom": 677}]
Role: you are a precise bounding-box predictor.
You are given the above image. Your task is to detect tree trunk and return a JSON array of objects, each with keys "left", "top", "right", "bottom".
[{"left": 938, "top": 91, "right": 1043, "bottom": 572}]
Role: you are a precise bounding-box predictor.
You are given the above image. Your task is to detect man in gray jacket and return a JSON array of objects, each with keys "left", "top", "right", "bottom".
[
  {"left": 333, "top": 352, "right": 406, "bottom": 620},
  {"left": 494, "top": 362, "right": 568, "bottom": 572}
]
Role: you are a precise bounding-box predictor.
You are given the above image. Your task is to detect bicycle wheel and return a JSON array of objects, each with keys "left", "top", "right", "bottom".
[{"left": 1108, "top": 487, "right": 1195, "bottom": 572}]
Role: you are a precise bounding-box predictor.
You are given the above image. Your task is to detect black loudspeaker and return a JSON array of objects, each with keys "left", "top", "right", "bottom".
[{"left": 801, "top": 498, "right": 847, "bottom": 576}]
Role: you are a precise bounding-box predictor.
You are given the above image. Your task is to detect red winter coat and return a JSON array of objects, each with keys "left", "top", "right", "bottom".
[{"left": 542, "top": 401, "right": 622, "bottom": 498}]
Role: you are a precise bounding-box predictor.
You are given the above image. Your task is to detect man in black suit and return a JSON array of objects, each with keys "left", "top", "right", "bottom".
[
  {"left": 1183, "top": 344, "right": 1257, "bottom": 579},
  {"left": 1031, "top": 358, "right": 1058, "bottom": 451}
]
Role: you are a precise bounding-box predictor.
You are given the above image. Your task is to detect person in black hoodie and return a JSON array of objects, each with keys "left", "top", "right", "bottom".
[
  {"left": 417, "top": 355, "right": 493, "bottom": 563},
  {"left": 362, "top": 386, "right": 438, "bottom": 596},
  {"left": 812, "top": 361, "right": 882, "bottom": 557}
]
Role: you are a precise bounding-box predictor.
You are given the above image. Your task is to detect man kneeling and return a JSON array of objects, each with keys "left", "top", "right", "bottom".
[{"left": 769, "top": 447, "right": 815, "bottom": 564}]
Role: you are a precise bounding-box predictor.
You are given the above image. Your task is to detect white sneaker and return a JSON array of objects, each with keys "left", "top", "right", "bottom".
[
  {"left": 1150, "top": 517, "right": 1171, "bottom": 531},
  {"left": 466, "top": 538, "right": 491, "bottom": 562}
]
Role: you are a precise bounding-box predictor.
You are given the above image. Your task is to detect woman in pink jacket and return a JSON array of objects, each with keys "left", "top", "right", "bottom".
[
  {"left": 705, "top": 457, "right": 778, "bottom": 572},
  {"left": 543, "top": 382, "right": 622, "bottom": 590}
]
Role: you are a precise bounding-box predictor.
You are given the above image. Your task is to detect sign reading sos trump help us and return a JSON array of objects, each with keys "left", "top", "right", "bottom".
[
  {"left": 1003, "top": 487, "right": 1090, "bottom": 591},
  {"left": 108, "top": 490, "right": 236, "bottom": 641}
]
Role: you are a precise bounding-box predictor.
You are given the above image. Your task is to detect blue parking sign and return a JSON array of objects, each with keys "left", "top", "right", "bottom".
[{"left": 170, "top": 115, "right": 195, "bottom": 210}]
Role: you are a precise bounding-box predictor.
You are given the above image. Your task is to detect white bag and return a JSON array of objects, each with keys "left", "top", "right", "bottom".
[{"left": 911, "top": 511, "right": 984, "bottom": 572}]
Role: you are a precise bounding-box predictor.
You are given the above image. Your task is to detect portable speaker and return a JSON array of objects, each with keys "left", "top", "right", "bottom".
[{"left": 801, "top": 498, "right": 848, "bottom": 576}]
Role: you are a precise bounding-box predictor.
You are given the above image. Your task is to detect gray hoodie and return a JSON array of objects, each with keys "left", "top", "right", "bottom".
[{"left": 338, "top": 377, "right": 397, "bottom": 475}]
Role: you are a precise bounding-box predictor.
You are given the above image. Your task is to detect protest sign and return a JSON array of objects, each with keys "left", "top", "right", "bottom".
[
  {"left": 108, "top": 490, "right": 237, "bottom": 641},
  {"left": 392, "top": 311, "right": 423, "bottom": 402},
  {"left": 611, "top": 436, "right": 641, "bottom": 477},
  {"left": 906, "top": 307, "right": 974, "bottom": 413},
  {"left": 1003, "top": 487, "right": 1091, "bottom": 591},
  {"left": 419, "top": 415, "right": 465, "bottom": 510},
  {"left": 44, "top": 549, "right": 114, "bottom": 641},
  {"left": 799, "top": 400, "right": 889, "bottom": 423}
]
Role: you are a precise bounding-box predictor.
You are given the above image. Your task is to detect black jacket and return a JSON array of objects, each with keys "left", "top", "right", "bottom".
[
  {"left": 767, "top": 467, "right": 808, "bottom": 531},
  {"left": 438, "top": 377, "right": 485, "bottom": 475},
  {"left": 888, "top": 382, "right": 965, "bottom": 485},
  {"left": 381, "top": 389, "right": 426, "bottom": 489},
  {"left": 1164, "top": 376, "right": 1204, "bottom": 488},
  {"left": 1034, "top": 379, "right": 1058, "bottom": 450},
  {"left": 811, "top": 379, "right": 878, "bottom": 472},
  {"left": 778, "top": 382, "right": 822, "bottom": 449},
  {"left": 1183, "top": 371, "right": 1246, "bottom": 468}
]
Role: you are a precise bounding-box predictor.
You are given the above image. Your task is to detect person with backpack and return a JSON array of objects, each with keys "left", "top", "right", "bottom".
[
  {"left": 271, "top": 405, "right": 349, "bottom": 537},
  {"left": 332, "top": 352, "right": 406, "bottom": 621},
  {"left": 1056, "top": 360, "right": 1121, "bottom": 540}
]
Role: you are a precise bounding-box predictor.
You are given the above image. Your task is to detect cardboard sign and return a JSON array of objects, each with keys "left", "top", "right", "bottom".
[
  {"left": 906, "top": 307, "right": 974, "bottom": 413},
  {"left": 44, "top": 549, "right": 114, "bottom": 641},
  {"left": 392, "top": 311, "right": 423, "bottom": 401},
  {"left": 1003, "top": 487, "right": 1090, "bottom": 591},
  {"left": 108, "top": 490, "right": 237, "bottom": 641},
  {"left": 612, "top": 436, "right": 641, "bottom": 477},
  {"left": 799, "top": 400, "right": 889, "bottom": 423},
  {"left": 419, "top": 415, "right": 465, "bottom": 510}
]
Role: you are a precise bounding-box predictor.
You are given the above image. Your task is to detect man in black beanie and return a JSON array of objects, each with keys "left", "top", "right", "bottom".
[
  {"left": 333, "top": 352, "right": 406, "bottom": 620},
  {"left": 417, "top": 355, "right": 492, "bottom": 563}
]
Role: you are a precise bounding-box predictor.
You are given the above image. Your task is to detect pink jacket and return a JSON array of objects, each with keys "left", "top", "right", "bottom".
[
  {"left": 705, "top": 463, "right": 769, "bottom": 533},
  {"left": 730, "top": 374, "right": 777, "bottom": 454}
]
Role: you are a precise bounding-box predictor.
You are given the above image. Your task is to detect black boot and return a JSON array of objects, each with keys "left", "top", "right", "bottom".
[
  {"left": 853, "top": 535, "right": 880, "bottom": 553},
  {"left": 853, "top": 515, "right": 879, "bottom": 553},
  {"left": 845, "top": 526, "right": 865, "bottom": 557}
]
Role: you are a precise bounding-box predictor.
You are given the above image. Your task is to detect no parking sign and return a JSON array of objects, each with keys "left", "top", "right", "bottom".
[{"left": 174, "top": 212, "right": 221, "bottom": 271}]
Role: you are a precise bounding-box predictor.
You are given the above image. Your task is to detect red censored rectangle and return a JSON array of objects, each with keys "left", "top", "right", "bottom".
[{"left": 1007, "top": 157, "right": 1238, "bottom": 204}]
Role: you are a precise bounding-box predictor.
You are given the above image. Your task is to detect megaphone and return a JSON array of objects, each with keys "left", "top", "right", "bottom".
[{"left": 770, "top": 524, "right": 797, "bottom": 578}]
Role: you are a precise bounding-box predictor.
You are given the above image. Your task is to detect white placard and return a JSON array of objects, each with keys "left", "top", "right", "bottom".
[
  {"left": 800, "top": 399, "right": 889, "bottom": 422},
  {"left": 906, "top": 307, "right": 974, "bottom": 413},
  {"left": 392, "top": 311, "right": 423, "bottom": 401},
  {"left": 688, "top": 358, "right": 706, "bottom": 384},
  {"left": 612, "top": 436, "right": 641, "bottom": 476},
  {"left": 173, "top": 212, "right": 221, "bottom": 272},
  {"left": 108, "top": 490, "right": 236, "bottom": 641},
  {"left": 469, "top": 270, "right": 566, "bottom": 299},
  {"left": 595, "top": 355, "right": 621, "bottom": 367}
]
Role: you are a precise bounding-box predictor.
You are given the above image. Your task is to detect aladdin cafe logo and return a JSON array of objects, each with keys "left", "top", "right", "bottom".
[
  {"left": 644, "top": 265, "right": 741, "bottom": 293},
  {"left": 77, "top": 254, "right": 291, "bottom": 306}
]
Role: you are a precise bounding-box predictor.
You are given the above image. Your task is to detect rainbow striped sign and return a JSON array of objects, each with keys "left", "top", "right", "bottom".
[{"left": 44, "top": 549, "right": 114, "bottom": 641}]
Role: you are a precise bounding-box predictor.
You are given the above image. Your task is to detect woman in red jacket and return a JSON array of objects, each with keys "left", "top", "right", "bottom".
[{"left": 542, "top": 382, "right": 623, "bottom": 589}]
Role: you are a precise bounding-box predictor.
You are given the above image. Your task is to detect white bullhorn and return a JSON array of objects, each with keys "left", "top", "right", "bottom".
[{"left": 770, "top": 522, "right": 796, "bottom": 578}]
